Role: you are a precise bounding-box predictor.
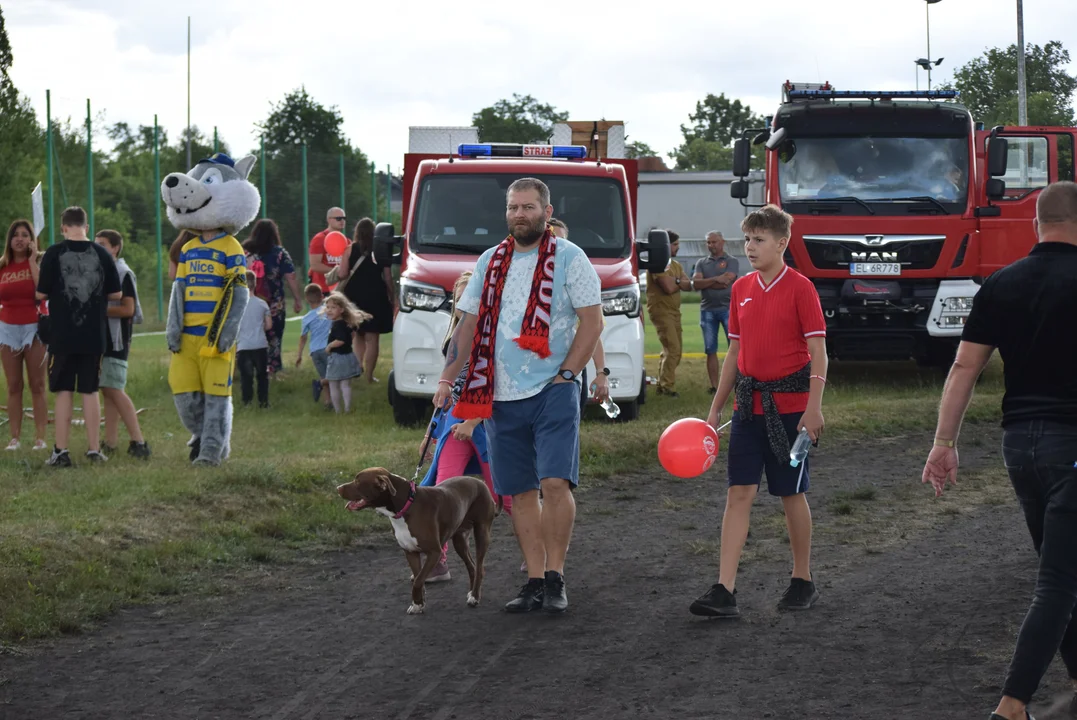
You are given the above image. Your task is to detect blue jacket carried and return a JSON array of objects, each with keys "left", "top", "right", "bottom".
[{"left": 420, "top": 404, "right": 490, "bottom": 487}]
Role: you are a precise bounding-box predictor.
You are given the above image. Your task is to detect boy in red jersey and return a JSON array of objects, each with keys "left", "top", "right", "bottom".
[{"left": 689, "top": 204, "right": 828, "bottom": 618}]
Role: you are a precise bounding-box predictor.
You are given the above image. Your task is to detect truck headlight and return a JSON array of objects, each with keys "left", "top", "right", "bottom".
[
  {"left": 399, "top": 279, "right": 447, "bottom": 312},
  {"left": 602, "top": 284, "right": 640, "bottom": 317},
  {"left": 940, "top": 297, "right": 975, "bottom": 313}
]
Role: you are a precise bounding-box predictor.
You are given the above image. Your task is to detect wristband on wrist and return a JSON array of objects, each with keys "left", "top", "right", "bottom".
[
  {"left": 934, "top": 438, "right": 955, "bottom": 448},
  {"left": 438, "top": 379, "right": 452, "bottom": 387}
]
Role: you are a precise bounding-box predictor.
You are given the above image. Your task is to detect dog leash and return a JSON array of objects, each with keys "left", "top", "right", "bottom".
[{"left": 411, "top": 410, "right": 440, "bottom": 483}]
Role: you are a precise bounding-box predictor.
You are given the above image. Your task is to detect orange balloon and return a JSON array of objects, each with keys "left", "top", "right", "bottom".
[
  {"left": 324, "top": 231, "right": 349, "bottom": 257},
  {"left": 658, "top": 418, "right": 720, "bottom": 478}
]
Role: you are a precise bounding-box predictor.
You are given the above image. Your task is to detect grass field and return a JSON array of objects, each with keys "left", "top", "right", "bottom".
[{"left": 0, "top": 308, "right": 1005, "bottom": 643}]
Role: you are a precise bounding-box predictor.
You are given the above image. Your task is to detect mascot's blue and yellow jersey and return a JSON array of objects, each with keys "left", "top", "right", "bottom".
[{"left": 177, "top": 233, "right": 247, "bottom": 335}]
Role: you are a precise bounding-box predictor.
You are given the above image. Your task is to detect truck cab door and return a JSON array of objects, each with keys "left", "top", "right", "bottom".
[{"left": 977, "top": 129, "right": 1077, "bottom": 276}]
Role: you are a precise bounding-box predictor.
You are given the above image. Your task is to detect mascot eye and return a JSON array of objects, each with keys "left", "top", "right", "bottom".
[{"left": 203, "top": 176, "right": 218, "bottom": 185}]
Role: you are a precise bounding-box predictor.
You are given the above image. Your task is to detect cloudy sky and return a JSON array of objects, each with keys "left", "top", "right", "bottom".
[{"left": 6, "top": 0, "right": 1077, "bottom": 173}]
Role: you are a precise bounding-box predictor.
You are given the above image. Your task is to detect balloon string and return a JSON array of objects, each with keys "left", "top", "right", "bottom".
[{"left": 716, "top": 419, "right": 732, "bottom": 433}]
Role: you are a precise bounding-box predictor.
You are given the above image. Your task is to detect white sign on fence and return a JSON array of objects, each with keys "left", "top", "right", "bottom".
[{"left": 31, "top": 182, "right": 45, "bottom": 239}]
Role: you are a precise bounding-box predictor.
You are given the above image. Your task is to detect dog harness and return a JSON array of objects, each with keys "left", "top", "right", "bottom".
[{"left": 393, "top": 481, "right": 417, "bottom": 519}]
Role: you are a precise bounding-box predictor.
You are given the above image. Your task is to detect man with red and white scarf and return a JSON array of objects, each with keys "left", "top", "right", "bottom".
[{"left": 433, "top": 177, "right": 602, "bottom": 615}]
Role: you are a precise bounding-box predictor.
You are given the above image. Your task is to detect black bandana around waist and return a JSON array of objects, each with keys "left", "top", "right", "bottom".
[{"left": 734, "top": 362, "right": 811, "bottom": 460}]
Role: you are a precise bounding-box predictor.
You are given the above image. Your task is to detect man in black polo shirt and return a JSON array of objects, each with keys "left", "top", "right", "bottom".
[{"left": 922, "top": 181, "right": 1077, "bottom": 720}]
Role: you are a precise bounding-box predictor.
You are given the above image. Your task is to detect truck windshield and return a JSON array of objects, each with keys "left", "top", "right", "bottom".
[
  {"left": 777, "top": 136, "right": 970, "bottom": 210},
  {"left": 412, "top": 174, "right": 629, "bottom": 258}
]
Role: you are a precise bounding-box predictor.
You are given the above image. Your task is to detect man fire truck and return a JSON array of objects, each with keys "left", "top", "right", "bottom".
[
  {"left": 375, "top": 129, "right": 670, "bottom": 426},
  {"left": 730, "top": 81, "right": 1077, "bottom": 366}
]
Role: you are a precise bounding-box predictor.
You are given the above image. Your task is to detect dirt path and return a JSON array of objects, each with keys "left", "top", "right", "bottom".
[{"left": 1, "top": 425, "right": 1070, "bottom": 720}]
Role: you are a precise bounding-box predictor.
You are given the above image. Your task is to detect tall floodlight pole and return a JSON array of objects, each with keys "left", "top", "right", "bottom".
[
  {"left": 186, "top": 16, "right": 192, "bottom": 169},
  {"left": 1017, "top": 0, "right": 1028, "bottom": 125}
]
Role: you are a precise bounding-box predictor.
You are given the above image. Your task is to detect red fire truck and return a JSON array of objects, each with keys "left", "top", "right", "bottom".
[
  {"left": 374, "top": 140, "right": 670, "bottom": 427},
  {"left": 730, "top": 81, "right": 1077, "bottom": 365}
]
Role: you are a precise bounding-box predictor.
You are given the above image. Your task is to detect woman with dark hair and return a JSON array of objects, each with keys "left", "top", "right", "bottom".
[
  {"left": 242, "top": 218, "right": 302, "bottom": 376},
  {"left": 0, "top": 220, "right": 47, "bottom": 451},
  {"left": 336, "top": 217, "right": 395, "bottom": 383}
]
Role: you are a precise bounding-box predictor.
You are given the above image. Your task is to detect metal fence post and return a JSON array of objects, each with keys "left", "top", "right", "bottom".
[
  {"left": 370, "top": 163, "right": 377, "bottom": 223},
  {"left": 302, "top": 141, "right": 310, "bottom": 277},
  {"left": 155, "top": 114, "right": 163, "bottom": 321},
  {"left": 86, "top": 99, "right": 94, "bottom": 238},
  {"left": 260, "top": 135, "right": 267, "bottom": 218},
  {"left": 46, "top": 89, "right": 55, "bottom": 246}
]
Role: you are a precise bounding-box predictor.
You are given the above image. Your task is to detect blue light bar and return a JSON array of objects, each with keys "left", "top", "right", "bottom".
[
  {"left": 787, "top": 89, "right": 959, "bottom": 100},
  {"left": 457, "top": 143, "right": 589, "bottom": 159}
]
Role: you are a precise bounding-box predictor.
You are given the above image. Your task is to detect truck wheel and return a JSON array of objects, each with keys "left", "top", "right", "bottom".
[
  {"left": 389, "top": 371, "right": 421, "bottom": 427},
  {"left": 613, "top": 400, "right": 640, "bottom": 422},
  {"left": 917, "top": 340, "right": 958, "bottom": 369},
  {"left": 578, "top": 369, "right": 588, "bottom": 415}
]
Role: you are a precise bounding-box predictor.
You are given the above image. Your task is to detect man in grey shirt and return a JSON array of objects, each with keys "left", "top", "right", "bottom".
[{"left": 692, "top": 231, "right": 739, "bottom": 393}]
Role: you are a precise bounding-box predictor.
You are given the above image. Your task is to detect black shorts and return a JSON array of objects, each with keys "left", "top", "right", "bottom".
[
  {"left": 727, "top": 412, "right": 811, "bottom": 497},
  {"left": 48, "top": 353, "right": 102, "bottom": 394}
]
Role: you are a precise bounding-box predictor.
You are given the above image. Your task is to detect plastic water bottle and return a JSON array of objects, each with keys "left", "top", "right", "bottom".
[
  {"left": 600, "top": 397, "right": 621, "bottom": 419},
  {"left": 789, "top": 428, "right": 812, "bottom": 468}
]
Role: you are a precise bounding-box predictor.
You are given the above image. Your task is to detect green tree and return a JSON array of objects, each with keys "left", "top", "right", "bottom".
[
  {"left": 672, "top": 93, "right": 764, "bottom": 171},
  {"left": 253, "top": 87, "right": 374, "bottom": 273},
  {"left": 939, "top": 40, "right": 1077, "bottom": 126},
  {"left": 471, "top": 94, "right": 569, "bottom": 144},
  {"left": 624, "top": 140, "right": 656, "bottom": 159},
  {"left": 0, "top": 7, "right": 45, "bottom": 231}
]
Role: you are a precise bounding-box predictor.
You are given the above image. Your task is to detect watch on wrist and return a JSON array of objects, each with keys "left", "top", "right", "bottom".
[
  {"left": 599, "top": 367, "right": 610, "bottom": 377},
  {"left": 558, "top": 368, "right": 576, "bottom": 381}
]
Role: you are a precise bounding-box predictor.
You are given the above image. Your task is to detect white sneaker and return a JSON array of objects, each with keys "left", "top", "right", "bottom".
[
  {"left": 5, "top": 439, "right": 20, "bottom": 451},
  {"left": 31, "top": 439, "right": 47, "bottom": 451}
]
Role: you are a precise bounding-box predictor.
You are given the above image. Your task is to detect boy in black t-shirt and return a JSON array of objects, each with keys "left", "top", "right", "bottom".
[
  {"left": 95, "top": 230, "right": 150, "bottom": 460},
  {"left": 35, "top": 207, "right": 122, "bottom": 467}
]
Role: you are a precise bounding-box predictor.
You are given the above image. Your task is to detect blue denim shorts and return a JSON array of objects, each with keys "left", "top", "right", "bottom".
[
  {"left": 310, "top": 348, "right": 329, "bottom": 379},
  {"left": 486, "top": 381, "right": 581, "bottom": 496},
  {"left": 700, "top": 308, "right": 730, "bottom": 355}
]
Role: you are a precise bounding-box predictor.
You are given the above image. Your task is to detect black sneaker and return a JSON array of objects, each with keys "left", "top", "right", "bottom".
[
  {"left": 708, "top": 387, "right": 717, "bottom": 395},
  {"left": 778, "top": 577, "right": 820, "bottom": 611},
  {"left": 101, "top": 443, "right": 117, "bottom": 456},
  {"left": 989, "top": 713, "right": 1035, "bottom": 719},
  {"left": 689, "top": 583, "right": 739, "bottom": 617},
  {"left": 311, "top": 379, "right": 321, "bottom": 402},
  {"left": 505, "top": 578, "right": 544, "bottom": 613},
  {"left": 46, "top": 448, "right": 72, "bottom": 467},
  {"left": 128, "top": 441, "right": 151, "bottom": 460},
  {"left": 543, "top": 571, "right": 568, "bottom": 614},
  {"left": 85, "top": 450, "right": 108, "bottom": 463},
  {"left": 188, "top": 438, "right": 201, "bottom": 462}
]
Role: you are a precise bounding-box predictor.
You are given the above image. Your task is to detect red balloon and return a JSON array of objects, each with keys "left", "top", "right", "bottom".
[
  {"left": 324, "top": 231, "right": 349, "bottom": 258},
  {"left": 658, "top": 418, "right": 720, "bottom": 478}
]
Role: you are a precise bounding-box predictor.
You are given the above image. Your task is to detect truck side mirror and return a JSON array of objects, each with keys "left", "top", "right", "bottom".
[
  {"left": 373, "top": 222, "right": 400, "bottom": 266},
  {"left": 986, "top": 178, "right": 1006, "bottom": 199},
  {"left": 987, "top": 136, "right": 1008, "bottom": 177},
  {"left": 730, "top": 180, "right": 749, "bottom": 199},
  {"left": 732, "top": 138, "right": 751, "bottom": 178},
  {"left": 636, "top": 228, "right": 671, "bottom": 274}
]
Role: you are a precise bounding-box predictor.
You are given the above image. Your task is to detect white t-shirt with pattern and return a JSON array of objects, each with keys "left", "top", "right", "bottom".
[{"left": 456, "top": 238, "right": 601, "bottom": 402}]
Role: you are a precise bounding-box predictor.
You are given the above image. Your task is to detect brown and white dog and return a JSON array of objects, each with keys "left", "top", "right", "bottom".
[{"left": 337, "top": 467, "right": 502, "bottom": 615}]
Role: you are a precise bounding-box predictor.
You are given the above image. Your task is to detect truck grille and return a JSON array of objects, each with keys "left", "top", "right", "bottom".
[{"left": 803, "top": 236, "right": 945, "bottom": 271}]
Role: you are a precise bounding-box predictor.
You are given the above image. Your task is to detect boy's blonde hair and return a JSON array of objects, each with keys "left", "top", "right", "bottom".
[
  {"left": 324, "top": 291, "right": 373, "bottom": 330},
  {"left": 741, "top": 203, "right": 794, "bottom": 239},
  {"left": 443, "top": 271, "right": 473, "bottom": 347}
]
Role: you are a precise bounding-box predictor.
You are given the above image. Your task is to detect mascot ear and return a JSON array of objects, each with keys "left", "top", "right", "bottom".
[{"left": 234, "top": 155, "right": 257, "bottom": 181}]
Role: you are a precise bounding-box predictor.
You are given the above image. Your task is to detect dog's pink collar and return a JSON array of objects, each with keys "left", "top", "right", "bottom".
[{"left": 393, "top": 481, "right": 417, "bottom": 519}]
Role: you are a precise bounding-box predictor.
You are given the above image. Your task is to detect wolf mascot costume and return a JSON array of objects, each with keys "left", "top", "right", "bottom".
[{"left": 161, "top": 153, "right": 259, "bottom": 466}]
